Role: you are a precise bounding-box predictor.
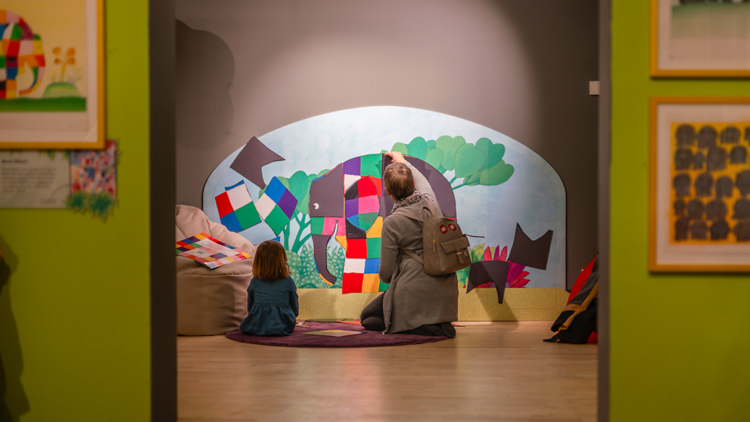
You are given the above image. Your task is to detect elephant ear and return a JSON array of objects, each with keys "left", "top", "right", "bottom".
[{"left": 344, "top": 176, "right": 380, "bottom": 232}]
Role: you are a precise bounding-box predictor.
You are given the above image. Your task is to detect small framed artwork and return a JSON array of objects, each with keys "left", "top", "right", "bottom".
[
  {"left": 651, "top": 0, "right": 750, "bottom": 78},
  {"left": 0, "top": 0, "right": 104, "bottom": 149},
  {"left": 650, "top": 97, "right": 750, "bottom": 272}
]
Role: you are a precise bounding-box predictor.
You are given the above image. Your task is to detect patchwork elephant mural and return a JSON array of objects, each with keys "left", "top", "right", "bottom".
[
  {"left": 213, "top": 138, "right": 458, "bottom": 293},
  {"left": 202, "top": 106, "right": 567, "bottom": 292},
  {"left": 308, "top": 153, "right": 457, "bottom": 293},
  {"left": 0, "top": 10, "right": 46, "bottom": 99}
]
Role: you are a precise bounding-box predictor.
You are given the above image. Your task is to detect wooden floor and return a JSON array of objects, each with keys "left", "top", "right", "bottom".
[{"left": 178, "top": 322, "right": 597, "bottom": 422}]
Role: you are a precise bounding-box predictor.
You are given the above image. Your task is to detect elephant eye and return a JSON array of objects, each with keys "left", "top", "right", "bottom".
[{"left": 313, "top": 203, "right": 320, "bottom": 210}]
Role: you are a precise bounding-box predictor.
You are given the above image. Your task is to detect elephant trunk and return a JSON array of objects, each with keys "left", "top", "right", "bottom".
[{"left": 312, "top": 234, "right": 337, "bottom": 285}]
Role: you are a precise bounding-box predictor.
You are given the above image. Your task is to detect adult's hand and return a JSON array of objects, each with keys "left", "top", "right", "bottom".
[{"left": 385, "top": 151, "right": 407, "bottom": 164}]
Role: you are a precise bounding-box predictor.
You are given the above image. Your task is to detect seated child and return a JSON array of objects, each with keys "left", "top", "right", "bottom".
[{"left": 240, "top": 240, "right": 299, "bottom": 336}]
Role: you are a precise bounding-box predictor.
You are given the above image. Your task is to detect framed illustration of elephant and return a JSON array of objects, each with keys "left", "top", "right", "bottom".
[
  {"left": 202, "top": 107, "right": 567, "bottom": 295},
  {"left": 0, "top": 0, "right": 105, "bottom": 149}
]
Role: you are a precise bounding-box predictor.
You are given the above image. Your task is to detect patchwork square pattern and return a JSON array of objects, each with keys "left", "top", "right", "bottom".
[
  {"left": 343, "top": 176, "right": 381, "bottom": 230},
  {"left": 176, "top": 232, "right": 252, "bottom": 270},
  {"left": 69, "top": 140, "right": 117, "bottom": 198},
  {"left": 364, "top": 258, "right": 380, "bottom": 273},
  {"left": 359, "top": 154, "right": 383, "bottom": 178},
  {"left": 343, "top": 157, "right": 361, "bottom": 175},
  {"left": 359, "top": 196, "right": 379, "bottom": 213},
  {"left": 265, "top": 207, "right": 290, "bottom": 232},
  {"left": 366, "top": 238, "right": 381, "bottom": 258},
  {"left": 342, "top": 273, "right": 364, "bottom": 294},
  {"left": 0, "top": 14, "right": 45, "bottom": 100},
  {"left": 312, "top": 154, "right": 387, "bottom": 294},
  {"left": 256, "top": 177, "right": 298, "bottom": 235},
  {"left": 215, "top": 181, "right": 262, "bottom": 233},
  {"left": 367, "top": 217, "right": 384, "bottom": 238},
  {"left": 343, "top": 175, "right": 360, "bottom": 192},
  {"left": 343, "top": 258, "right": 366, "bottom": 273},
  {"left": 361, "top": 274, "right": 380, "bottom": 293},
  {"left": 311, "top": 216, "right": 346, "bottom": 236},
  {"left": 341, "top": 215, "right": 384, "bottom": 293},
  {"left": 346, "top": 238, "right": 367, "bottom": 259}
]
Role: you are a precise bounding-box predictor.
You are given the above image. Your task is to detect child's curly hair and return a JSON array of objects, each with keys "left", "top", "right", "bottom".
[{"left": 252, "top": 240, "right": 291, "bottom": 280}]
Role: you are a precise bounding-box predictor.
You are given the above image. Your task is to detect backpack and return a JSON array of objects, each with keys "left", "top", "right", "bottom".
[{"left": 392, "top": 206, "right": 471, "bottom": 276}]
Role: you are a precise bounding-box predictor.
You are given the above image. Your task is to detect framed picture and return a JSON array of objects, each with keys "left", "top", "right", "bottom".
[
  {"left": 0, "top": 0, "right": 104, "bottom": 149},
  {"left": 650, "top": 97, "right": 750, "bottom": 272},
  {"left": 651, "top": 0, "right": 750, "bottom": 78}
]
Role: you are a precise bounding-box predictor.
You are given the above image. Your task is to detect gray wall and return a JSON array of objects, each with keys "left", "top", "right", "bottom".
[{"left": 175, "top": 0, "right": 599, "bottom": 287}]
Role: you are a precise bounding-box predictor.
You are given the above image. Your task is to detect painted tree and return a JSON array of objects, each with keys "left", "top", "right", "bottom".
[{"left": 385, "top": 136, "right": 514, "bottom": 190}]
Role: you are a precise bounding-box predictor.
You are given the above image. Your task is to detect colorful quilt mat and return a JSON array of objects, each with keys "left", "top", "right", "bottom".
[{"left": 176, "top": 232, "right": 252, "bottom": 269}]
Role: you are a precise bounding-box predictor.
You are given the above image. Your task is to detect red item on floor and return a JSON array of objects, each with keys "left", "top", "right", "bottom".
[{"left": 567, "top": 255, "right": 598, "bottom": 344}]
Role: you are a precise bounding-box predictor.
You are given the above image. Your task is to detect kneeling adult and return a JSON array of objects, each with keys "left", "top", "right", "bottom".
[{"left": 360, "top": 152, "right": 458, "bottom": 337}]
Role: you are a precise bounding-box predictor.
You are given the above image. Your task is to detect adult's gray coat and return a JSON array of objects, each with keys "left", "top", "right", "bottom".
[{"left": 379, "top": 162, "right": 459, "bottom": 334}]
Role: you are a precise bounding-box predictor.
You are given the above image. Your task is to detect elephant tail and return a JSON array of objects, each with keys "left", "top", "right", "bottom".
[{"left": 19, "top": 65, "right": 45, "bottom": 96}]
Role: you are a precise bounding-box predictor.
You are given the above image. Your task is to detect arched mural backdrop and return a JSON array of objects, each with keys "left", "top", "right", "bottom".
[{"left": 203, "top": 107, "right": 566, "bottom": 292}]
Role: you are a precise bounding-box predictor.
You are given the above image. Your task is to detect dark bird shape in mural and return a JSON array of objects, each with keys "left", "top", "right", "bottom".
[
  {"left": 230, "top": 136, "right": 285, "bottom": 189},
  {"left": 466, "top": 261, "right": 509, "bottom": 304},
  {"left": 507, "top": 224, "right": 554, "bottom": 271},
  {"left": 466, "top": 223, "right": 554, "bottom": 303}
]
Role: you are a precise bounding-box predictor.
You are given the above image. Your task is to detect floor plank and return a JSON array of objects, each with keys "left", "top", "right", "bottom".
[{"left": 178, "top": 322, "right": 597, "bottom": 422}]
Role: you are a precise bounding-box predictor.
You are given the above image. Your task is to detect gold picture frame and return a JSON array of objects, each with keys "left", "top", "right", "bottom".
[
  {"left": 650, "top": 0, "right": 750, "bottom": 78},
  {"left": 0, "top": 0, "right": 105, "bottom": 149},
  {"left": 650, "top": 97, "right": 750, "bottom": 272}
]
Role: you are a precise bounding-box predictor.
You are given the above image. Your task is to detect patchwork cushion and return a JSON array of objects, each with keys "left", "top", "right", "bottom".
[{"left": 175, "top": 205, "right": 256, "bottom": 335}]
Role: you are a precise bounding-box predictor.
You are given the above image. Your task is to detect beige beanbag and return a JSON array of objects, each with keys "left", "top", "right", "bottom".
[{"left": 175, "top": 205, "right": 256, "bottom": 335}]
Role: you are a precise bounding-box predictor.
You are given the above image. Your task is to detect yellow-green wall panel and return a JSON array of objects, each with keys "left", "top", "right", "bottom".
[
  {"left": 0, "top": 0, "right": 152, "bottom": 420},
  {"left": 611, "top": 1, "right": 750, "bottom": 421}
]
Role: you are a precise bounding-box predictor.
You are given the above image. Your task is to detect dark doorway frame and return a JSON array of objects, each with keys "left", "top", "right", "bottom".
[
  {"left": 149, "top": 0, "right": 177, "bottom": 421},
  {"left": 150, "top": 1, "right": 612, "bottom": 420},
  {"left": 597, "top": 0, "right": 612, "bottom": 421}
]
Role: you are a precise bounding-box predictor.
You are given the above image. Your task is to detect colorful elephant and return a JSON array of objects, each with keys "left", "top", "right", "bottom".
[
  {"left": 309, "top": 153, "right": 457, "bottom": 293},
  {"left": 216, "top": 137, "right": 458, "bottom": 293},
  {"left": 1, "top": 10, "right": 46, "bottom": 99}
]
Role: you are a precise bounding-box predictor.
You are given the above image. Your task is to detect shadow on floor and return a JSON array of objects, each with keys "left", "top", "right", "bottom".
[{"left": 0, "top": 238, "right": 29, "bottom": 422}]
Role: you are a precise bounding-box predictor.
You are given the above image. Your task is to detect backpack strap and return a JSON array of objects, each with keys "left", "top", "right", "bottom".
[
  {"left": 390, "top": 211, "right": 426, "bottom": 264},
  {"left": 392, "top": 205, "right": 433, "bottom": 222},
  {"left": 401, "top": 249, "right": 424, "bottom": 264}
]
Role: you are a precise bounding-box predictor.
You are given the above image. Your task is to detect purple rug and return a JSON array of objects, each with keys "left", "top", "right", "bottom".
[{"left": 225, "top": 322, "right": 448, "bottom": 348}]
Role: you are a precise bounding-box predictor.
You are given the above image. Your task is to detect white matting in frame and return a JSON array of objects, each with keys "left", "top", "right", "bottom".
[
  {"left": 652, "top": 0, "right": 750, "bottom": 77},
  {"left": 0, "top": 0, "right": 104, "bottom": 149}
]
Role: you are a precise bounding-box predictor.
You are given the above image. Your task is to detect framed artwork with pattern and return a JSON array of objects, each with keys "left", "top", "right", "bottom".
[
  {"left": 650, "top": 97, "right": 750, "bottom": 272},
  {"left": 651, "top": 0, "right": 750, "bottom": 78},
  {"left": 0, "top": 0, "right": 104, "bottom": 149}
]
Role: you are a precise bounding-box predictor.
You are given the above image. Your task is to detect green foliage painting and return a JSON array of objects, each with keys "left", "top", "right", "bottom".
[
  {"left": 384, "top": 136, "right": 514, "bottom": 190},
  {"left": 288, "top": 245, "right": 344, "bottom": 289},
  {"left": 233, "top": 135, "right": 515, "bottom": 290}
]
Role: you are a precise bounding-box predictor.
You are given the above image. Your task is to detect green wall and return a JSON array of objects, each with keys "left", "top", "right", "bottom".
[
  {"left": 0, "top": 1, "right": 152, "bottom": 420},
  {"left": 611, "top": 1, "right": 750, "bottom": 421}
]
